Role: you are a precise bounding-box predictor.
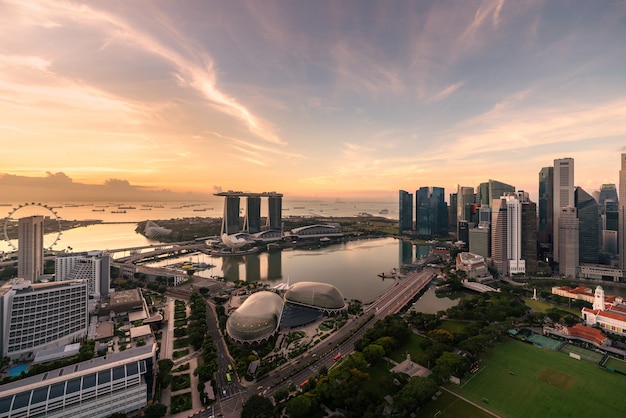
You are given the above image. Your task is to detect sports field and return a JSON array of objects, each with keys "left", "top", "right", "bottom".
[
  {"left": 604, "top": 357, "right": 626, "bottom": 374},
  {"left": 450, "top": 340, "right": 626, "bottom": 418}
]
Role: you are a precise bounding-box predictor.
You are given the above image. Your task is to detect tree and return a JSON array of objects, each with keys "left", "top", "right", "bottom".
[
  {"left": 427, "top": 329, "right": 454, "bottom": 344},
  {"left": 431, "top": 352, "right": 470, "bottom": 384},
  {"left": 394, "top": 376, "right": 437, "bottom": 413},
  {"left": 241, "top": 395, "right": 278, "bottom": 418},
  {"left": 362, "top": 344, "right": 385, "bottom": 365},
  {"left": 273, "top": 387, "right": 289, "bottom": 403},
  {"left": 285, "top": 394, "right": 319, "bottom": 418},
  {"left": 143, "top": 403, "right": 167, "bottom": 418}
]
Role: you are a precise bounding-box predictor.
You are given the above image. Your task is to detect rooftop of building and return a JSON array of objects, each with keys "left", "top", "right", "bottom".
[
  {"left": 0, "top": 343, "right": 156, "bottom": 394},
  {"left": 109, "top": 289, "right": 143, "bottom": 308}
]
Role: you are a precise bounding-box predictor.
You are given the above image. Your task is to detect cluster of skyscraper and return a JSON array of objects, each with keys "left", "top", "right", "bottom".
[
  {"left": 216, "top": 191, "right": 283, "bottom": 235},
  {"left": 400, "top": 154, "right": 626, "bottom": 279}
]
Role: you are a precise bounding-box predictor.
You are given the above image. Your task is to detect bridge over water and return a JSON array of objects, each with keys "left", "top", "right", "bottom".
[{"left": 461, "top": 280, "right": 498, "bottom": 293}]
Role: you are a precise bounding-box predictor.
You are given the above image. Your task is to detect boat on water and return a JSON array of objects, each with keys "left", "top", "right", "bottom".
[
  {"left": 118, "top": 206, "right": 136, "bottom": 210},
  {"left": 92, "top": 209, "right": 105, "bottom": 212},
  {"left": 379, "top": 209, "right": 389, "bottom": 214},
  {"left": 111, "top": 210, "right": 126, "bottom": 213},
  {"left": 294, "top": 206, "right": 305, "bottom": 209},
  {"left": 193, "top": 209, "right": 207, "bottom": 212}
]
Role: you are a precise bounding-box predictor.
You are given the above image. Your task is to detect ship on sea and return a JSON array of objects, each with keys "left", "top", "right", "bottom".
[
  {"left": 378, "top": 209, "right": 389, "bottom": 214},
  {"left": 111, "top": 210, "right": 126, "bottom": 214}
]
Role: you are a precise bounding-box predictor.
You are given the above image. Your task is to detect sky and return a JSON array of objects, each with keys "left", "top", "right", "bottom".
[{"left": 1, "top": 0, "right": 625, "bottom": 201}]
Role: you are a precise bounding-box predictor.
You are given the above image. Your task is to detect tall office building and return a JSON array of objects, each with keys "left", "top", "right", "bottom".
[
  {"left": 415, "top": 187, "right": 447, "bottom": 237},
  {"left": 599, "top": 184, "right": 618, "bottom": 213},
  {"left": 490, "top": 193, "right": 525, "bottom": 275},
  {"left": 220, "top": 195, "right": 241, "bottom": 235},
  {"left": 490, "top": 198, "right": 508, "bottom": 274},
  {"left": 17, "top": 216, "right": 44, "bottom": 282},
  {"left": 617, "top": 153, "right": 626, "bottom": 268},
  {"left": 477, "top": 179, "right": 515, "bottom": 207},
  {"left": 244, "top": 196, "right": 262, "bottom": 233},
  {"left": 559, "top": 207, "right": 579, "bottom": 277},
  {"left": 398, "top": 190, "right": 413, "bottom": 233},
  {"left": 0, "top": 279, "right": 88, "bottom": 359},
  {"left": 520, "top": 194, "right": 538, "bottom": 274},
  {"left": 266, "top": 194, "right": 283, "bottom": 231},
  {"left": 55, "top": 251, "right": 111, "bottom": 298},
  {"left": 575, "top": 187, "right": 599, "bottom": 264},
  {"left": 448, "top": 193, "right": 457, "bottom": 234},
  {"left": 456, "top": 186, "right": 475, "bottom": 225},
  {"left": 538, "top": 167, "right": 554, "bottom": 251},
  {"left": 553, "top": 158, "right": 575, "bottom": 262}
]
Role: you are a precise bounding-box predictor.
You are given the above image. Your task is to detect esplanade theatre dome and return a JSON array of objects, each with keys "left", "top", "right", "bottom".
[
  {"left": 284, "top": 281, "right": 346, "bottom": 312},
  {"left": 226, "top": 291, "right": 284, "bottom": 343}
]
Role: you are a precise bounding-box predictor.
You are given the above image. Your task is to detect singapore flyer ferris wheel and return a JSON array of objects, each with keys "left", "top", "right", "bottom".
[{"left": 3, "top": 203, "right": 63, "bottom": 251}]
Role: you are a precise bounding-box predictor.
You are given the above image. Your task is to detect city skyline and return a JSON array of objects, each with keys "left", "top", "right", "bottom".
[{"left": 1, "top": 1, "right": 626, "bottom": 199}]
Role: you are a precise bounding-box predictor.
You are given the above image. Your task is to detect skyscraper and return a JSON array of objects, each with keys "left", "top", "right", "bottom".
[
  {"left": 244, "top": 196, "right": 262, "bottom": 233},
  {"left": 617, "top": 153, "right": 626, "bottom": 271},
  {"left": 521, "top": 195, "right": 538, "bottom": 274},
  {"left": 575, "top": 187, "right": 599, "bottom": 265},
  {"left": 478, "top": 179, "right": 515, "bottom": 207},
  {"left": 553, "top": 158, "right": 574, "bottom": 262},
  {"left": 415, "top": 186, "right": 447, "bottom": 237},
  {"left": 490, "top": 198, "right": 508, "bottom": 274},
  {"left": 17, "top": 216, "right": 44, "bottom": 282},
  {"left": 598, "top": 184, "right": 618, "bottom": 213},
  {"left": 220, "top": 195, "right": 241, "bottom": 235},
  {"left": 456, "top": 186, "right": 474, "bottom": 225},
  {"left": 538, "top": 167, "right": 554, "bottom": 251},
  {"left": 559, "top": 206, "right": 579, "bottom": 277},
  {"left": 398, "top": 190, "right": 413, "bottom": 233},
  {"left": 266, "top": 194, "right": 283, "bottom": 231}
]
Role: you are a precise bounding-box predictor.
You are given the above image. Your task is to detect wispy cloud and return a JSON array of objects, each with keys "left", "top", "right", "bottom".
[
  {"left": 427, "top": 81, "right": 466, "bottom": 102},
  {"left": 3, "top": 0, "right": 284, "bottom": 145}
]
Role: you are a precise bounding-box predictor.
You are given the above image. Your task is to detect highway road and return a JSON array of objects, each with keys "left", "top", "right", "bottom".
[{"left": 198, "top": 267, "right": 436, "bottom": 418}]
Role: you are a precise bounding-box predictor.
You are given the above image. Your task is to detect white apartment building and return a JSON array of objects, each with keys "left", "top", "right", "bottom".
[
  {"left": 0, "top": 343, "right": 157, "bottom": 418},
  {"left": 0, "top": 279, "right": 88, "bottom": 359},
  {"left": 55, "top": 251, "right": 111, "bottom": 298}
]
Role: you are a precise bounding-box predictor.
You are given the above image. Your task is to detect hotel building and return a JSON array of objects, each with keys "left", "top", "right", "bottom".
[
  {"left": 55, "top": 251, "right": 111, "bottom": 298},
  {"left": 0, "top": 279, "right": 88, "bottom": 359}
]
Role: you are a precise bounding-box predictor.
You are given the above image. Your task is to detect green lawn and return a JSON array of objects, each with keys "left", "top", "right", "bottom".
[
  {"left": 418, "top": 390, "right": 496, "bottom": 418},
  {"left": 524, "top": 298, "right": 581, "bottom": 316},
  {"left": 450, "top": 340, "right": 625, "bottom": 418},
  {"left": 170, "top": 392, "right": 192, "bottom": 414},
  {"left": 388, "top": 333, "right": 428, "bottom": 363}
]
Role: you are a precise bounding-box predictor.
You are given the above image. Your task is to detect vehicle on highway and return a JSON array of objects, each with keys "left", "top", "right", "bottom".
[
  {"left": 333, "top": 352, "right": 342, "bottom": 361},
  {"left": 226, "top": 373, "right": 232, "bottom": 383}
]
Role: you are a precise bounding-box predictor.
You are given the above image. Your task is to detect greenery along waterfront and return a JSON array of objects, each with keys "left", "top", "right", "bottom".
[{"left": 135, "top": 215, "right": 400, "bottom": 241}]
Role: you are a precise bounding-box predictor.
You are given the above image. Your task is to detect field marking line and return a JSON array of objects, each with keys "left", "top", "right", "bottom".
[{"left": 460, "top": 365, "right": 486, "bottom": 388}]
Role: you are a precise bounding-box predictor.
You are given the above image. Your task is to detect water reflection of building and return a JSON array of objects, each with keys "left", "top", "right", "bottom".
[
  {"left": 222, "top": 256, "right": 241, "bottom": 281},
  {"left": 400, "top": 240, "right": 413, "bottom": 265},
  {"left": 267, "top": 251, "right": 282, "bottom": 280},
  {"left": 245, "top": 253, "right": 261, "bottom": 282},
  {"left": 220, "top": 251, "right": 283, "bottom": 282}
]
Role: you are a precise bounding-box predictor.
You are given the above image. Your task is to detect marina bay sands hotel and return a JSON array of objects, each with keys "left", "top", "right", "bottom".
[{"left": 215, "top": 191, "right": 283, "bottom": 235}]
